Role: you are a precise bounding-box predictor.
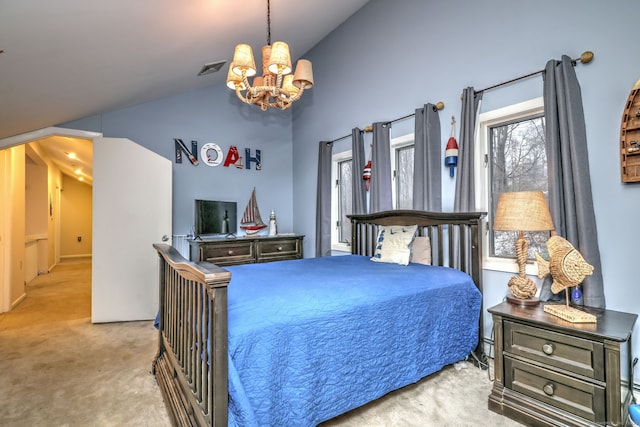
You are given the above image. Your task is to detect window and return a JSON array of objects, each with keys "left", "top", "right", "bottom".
[
  {"left": 392, "top": 134, "right": 414, "bottom": 210},
  {"left": 331, "top": 133, "right": 415, "bottom": 251},
  {"left": 331, "top": 151, "right": 353, "bottom": 252},
  {"left": 476, "top": 98, "right": 550, "bottom": 273}
]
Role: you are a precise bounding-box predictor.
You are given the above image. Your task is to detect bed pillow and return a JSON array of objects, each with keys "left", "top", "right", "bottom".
[
  {"left": 410, "top": 236, "right": 432, "bottom": 265},
  {"left": 371, "top": 224, "right": 418, "bottom": 266}
]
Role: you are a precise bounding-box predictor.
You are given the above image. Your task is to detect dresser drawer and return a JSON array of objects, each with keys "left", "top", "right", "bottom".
[
  {"left": 504, "top": 320, "right": 604, "bottom": 380},
  {"left": 505, "top": 356, "right": 605, "bottom": 422},
  {"left": 200, "top": 241, "right": 254, "bottom": 265},
  {"left": 257, "top": 238, "right": 301, "bottom": 261}
]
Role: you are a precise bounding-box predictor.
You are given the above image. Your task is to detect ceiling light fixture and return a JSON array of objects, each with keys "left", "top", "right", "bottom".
[{"left": 226, "top": 0, "right": 314, "bottom": 111}]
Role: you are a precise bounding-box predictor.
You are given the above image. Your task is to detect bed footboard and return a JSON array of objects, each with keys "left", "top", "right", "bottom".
[{"left": 152, "top": 243, "right": 230, "bottom": 427}]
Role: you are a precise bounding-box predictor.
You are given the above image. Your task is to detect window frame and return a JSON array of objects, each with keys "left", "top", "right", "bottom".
[
  {"left": 391, "top": 133, "right": 415, "bottom": 209},
  {"left": 331, "top": 150, "right": 353, "bottom": 252},
  {"left": 475, "top": 97, "right": 546, "bottom": 274}
]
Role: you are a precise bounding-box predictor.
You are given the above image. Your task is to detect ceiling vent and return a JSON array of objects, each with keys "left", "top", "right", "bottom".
[{"left": 197, "top": 61, "right": 226, "bottom": 76}]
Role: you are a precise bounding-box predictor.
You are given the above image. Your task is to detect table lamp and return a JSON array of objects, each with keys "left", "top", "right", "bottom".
[{"left": 493, "top": 191, "right": 555, "bottom": 306}]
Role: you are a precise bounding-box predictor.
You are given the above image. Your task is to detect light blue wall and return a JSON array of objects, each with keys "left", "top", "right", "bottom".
[
  {"left": 61, "top": 84, "right": 295, "bottom": 237},
  {"left": 58, "top": 0, "right": 640, "bottom": 380},
  {"left": 292, "top": 0, "right": 640, "bottom": 380}
]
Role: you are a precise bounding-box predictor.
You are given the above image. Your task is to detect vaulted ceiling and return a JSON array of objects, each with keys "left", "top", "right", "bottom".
[
  {"left": 1, "top": 0, "right": 369, "bottom": 184},
  {"left": 0, "top": 0, "right": 369, "bottom": 141}
]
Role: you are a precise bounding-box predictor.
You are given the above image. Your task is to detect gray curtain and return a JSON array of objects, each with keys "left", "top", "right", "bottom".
[
  {"left": 539, "top": 55, "right": 605, "bottom": 308},
  {"left": 315, "top": 141, "right": 333, "bottom": 257},
  {"left": 413, "top": 103, "right": 442, "bottom": 211},
  {"left": 351, "top": 127, "right": 367, "bottom": 214},
  {"left": 454, "top": 87, "right": 483, "bottom": 212},
  {"left": 370, "top": 122, "right": 393, "bottom": 212}
]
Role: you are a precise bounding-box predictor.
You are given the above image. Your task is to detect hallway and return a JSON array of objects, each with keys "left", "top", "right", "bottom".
[{"left": 0, "top": 260, "right": 171, "bottom": 426}]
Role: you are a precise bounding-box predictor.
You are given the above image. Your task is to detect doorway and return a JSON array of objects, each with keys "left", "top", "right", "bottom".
[{"left": 0, "top": 127, "right": 99, "bottom": 314}]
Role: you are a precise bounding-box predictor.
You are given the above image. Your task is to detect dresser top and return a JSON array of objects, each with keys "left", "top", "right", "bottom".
[
  {"left": 189, "top": 234, "right": 304, "bottom": 243},
  {"left": 488, "top": 301, "right": 637, "bottom": 342}
]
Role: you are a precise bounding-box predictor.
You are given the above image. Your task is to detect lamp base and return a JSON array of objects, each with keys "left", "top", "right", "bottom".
[{"left": 506, "top": 294, "right": 540, "bottom": 307}]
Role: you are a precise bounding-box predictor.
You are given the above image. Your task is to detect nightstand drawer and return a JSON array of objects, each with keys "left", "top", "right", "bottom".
[
  {"left": 505, "top": 356, "right": 605, "bottom": 422},
  {"left": 201, "top": 241, "right": 254, "bottom": 265},
  {"left": 257, "top": 239, "right": 301, "bottom": 261},
  {"left": 504, "top": 320, "right": 604, "bottom": 380}
]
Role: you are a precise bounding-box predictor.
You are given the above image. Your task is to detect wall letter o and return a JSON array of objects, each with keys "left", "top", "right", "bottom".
[{"left": 200, "top": 143, "right": 223, "bottom": 167}]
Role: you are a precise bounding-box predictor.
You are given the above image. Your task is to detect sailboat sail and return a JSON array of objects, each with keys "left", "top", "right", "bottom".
[{"left": 240, "top": 188, "right": 267, "bottom": 234}]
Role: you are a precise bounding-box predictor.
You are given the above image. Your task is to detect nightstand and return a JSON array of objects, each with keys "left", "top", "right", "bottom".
[{"left": 488, "top": 301, "right": 637, "bottom": 426}]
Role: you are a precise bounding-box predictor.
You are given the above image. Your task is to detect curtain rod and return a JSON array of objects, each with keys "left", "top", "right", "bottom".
[
  {"left": 329, "top": 101, "right": 444, "bottom": 143},
  {"left": 474, "top": 51, "right": 594, "bottom": 95}
]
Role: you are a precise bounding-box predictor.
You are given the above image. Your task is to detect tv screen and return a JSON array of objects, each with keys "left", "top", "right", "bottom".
[{"left": 194, "top": 200, "right": 237, "bottom": 237}]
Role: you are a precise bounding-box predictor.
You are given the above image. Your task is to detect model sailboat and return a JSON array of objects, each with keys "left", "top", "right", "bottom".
[{"left": 240, "top": 188, "right": 267, "bottom": 234}]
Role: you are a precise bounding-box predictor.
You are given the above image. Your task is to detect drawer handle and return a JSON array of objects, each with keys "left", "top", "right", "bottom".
[
  {"left": 277, "top": 246, "right": 283, "bottom": 251},
  {"left": 542, "top": 343, "right": 555, "bottom": 355},
  {"left": 227, "top": 250, "right": 234, "bottom": 255},
  {"left": 543, "top": 383, "right": 555, "bottom": 396}
]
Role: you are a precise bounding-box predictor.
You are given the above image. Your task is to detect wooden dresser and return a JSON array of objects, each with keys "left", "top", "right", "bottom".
[
  {"left": 189, "top": 234, "right": 304, "bottom": 266},
  {"left": 488, "top": 302, "right": 637, "bottom": 427}
]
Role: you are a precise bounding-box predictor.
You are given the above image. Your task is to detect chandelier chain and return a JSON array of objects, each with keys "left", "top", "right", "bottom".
[{"left": 267, "top": 0, "right": 271, "bottom": 46}]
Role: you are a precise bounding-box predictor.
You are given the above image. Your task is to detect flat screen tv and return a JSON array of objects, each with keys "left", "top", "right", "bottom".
[{"left": 194, "top": 199, "right": 237, "bottom": 237}]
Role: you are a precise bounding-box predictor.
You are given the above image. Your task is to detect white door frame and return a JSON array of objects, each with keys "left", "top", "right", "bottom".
[{"left": 0, "top": 127, "right": 101, "bottom": 313}]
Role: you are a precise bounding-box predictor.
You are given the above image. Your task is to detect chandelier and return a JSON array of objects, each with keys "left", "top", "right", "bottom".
[{"left": 226, "top": 0, "right": 314, "bottom": 111}]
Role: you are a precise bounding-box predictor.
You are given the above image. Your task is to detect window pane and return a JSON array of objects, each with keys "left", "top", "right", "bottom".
[
  {"left": 396, "top": 146, "right": 414, "bottom": 209},
  {"left": 338, "top": 160, "right": 352, "bottom": 243},
  {"left": 489, "top": 115, "right": 549, "bottom": 259}
]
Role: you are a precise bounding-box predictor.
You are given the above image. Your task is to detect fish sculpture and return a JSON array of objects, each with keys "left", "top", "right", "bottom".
[{"left": 535, "top": 235, "right": 594, "bottom": 294}]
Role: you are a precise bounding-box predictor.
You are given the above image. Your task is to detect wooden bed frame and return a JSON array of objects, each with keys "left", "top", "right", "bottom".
[{"left": 152, "top": 210, "right": 486, "bottom": 427}]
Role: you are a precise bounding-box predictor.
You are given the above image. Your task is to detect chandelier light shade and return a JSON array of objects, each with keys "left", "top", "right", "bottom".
[
  {"left": 231, "top": 44, "right": 257, "bottom": 76},
  {"left": 226, "top": 0, "right": 314, "bottom": 111},
  {"left": 493, "top": 191, "right": 555, "bottom": 306},
  {"left": 267, "top": 41, "right": 292, "bottom": 74}
]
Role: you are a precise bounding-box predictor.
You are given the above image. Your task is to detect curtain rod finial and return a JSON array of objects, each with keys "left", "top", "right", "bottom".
[
  {"left": 435, "top": 101, "right": 445, "bottom": 110},
  {"left": 580, "top": 51, "right": 594, "bottom": 64}
]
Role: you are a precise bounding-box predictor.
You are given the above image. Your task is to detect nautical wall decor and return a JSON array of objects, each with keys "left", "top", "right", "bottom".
[
  {"left": 444, "top": 116, "right": 458, "bottom": 178},
  {"left": 174, "top": 138, "right": 262, "bottom": 170},
  {"left": 620, "top": 77, "right": 640, "bottom": 182}
]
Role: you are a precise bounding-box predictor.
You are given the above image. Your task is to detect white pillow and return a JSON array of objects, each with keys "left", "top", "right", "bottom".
[
  {"left": 370, "top": 225, "right": 418, "bottom": 266},
  {"left": 410, "top": 236, "right": 431, "bottom": 265}
]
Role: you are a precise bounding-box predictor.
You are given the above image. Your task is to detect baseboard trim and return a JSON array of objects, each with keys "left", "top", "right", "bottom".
[{"left": 11, "top": 292, "right": 26, "bottom": 309}]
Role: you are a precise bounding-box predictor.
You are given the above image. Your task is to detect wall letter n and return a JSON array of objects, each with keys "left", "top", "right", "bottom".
[{"left": 174, "top": 139, "right": 199, "bottom": 165}]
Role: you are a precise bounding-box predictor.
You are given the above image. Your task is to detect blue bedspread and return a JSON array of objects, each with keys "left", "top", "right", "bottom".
[{"left": 226, "top": 255, "right": 481, "bottom": 427}]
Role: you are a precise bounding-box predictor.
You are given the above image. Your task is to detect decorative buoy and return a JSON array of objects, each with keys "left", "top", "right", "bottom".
[
  {"left": 363, "top": 159, "right": 372, "bottom": 191},
  {"left": 444, "top": 116, "right": 458, "bottom": 178}
]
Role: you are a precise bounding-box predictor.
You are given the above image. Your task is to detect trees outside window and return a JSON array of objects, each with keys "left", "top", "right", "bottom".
[{"left": 477, "top": 97, "right": 551, "bottom": 272}]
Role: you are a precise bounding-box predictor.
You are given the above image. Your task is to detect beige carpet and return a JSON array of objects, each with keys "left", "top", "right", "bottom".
[
  {"left": 0, "top": 259, "right": 171, "bottom": 427},
  {"left": 0, "top": 259, "right": 522, "bottom": 427}
]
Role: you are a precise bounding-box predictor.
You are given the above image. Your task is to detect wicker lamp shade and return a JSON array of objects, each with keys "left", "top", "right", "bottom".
[{"left": 493, "top": 191, "right": 554, "bottom": 232}]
